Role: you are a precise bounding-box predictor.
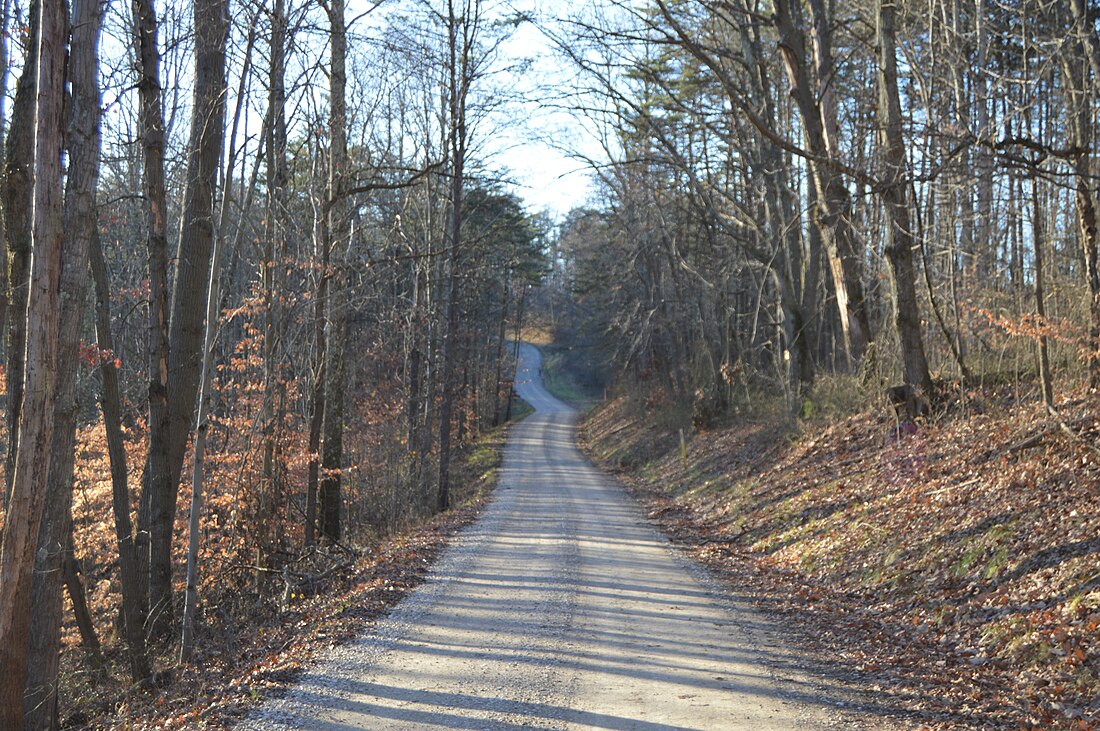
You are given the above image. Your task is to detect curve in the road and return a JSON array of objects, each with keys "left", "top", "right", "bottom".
[{"left": 242, "top": 343, "right": 858, "bottom": 730}]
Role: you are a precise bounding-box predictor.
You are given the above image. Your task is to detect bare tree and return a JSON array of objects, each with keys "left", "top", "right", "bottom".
[
  {"left": 319, "top": 0, "right": 350, "bottom": 542},
  {"left": 875, "top": 0, "right": 932, "bottom": 404},
  {"left": 0, "top": 0, "right": 68, "bottom": 719},
  {"left": 24, "top": 0, "right": 106, "bottom": 723},
  {"left": 131, "top": 0, "right": 171, "bottom": 625},
  {"left": 3, "top": 0, "right": 39, "bottom": 505},
  {"left": 146, "top": 0, "right": 230, "bottom": 635}
]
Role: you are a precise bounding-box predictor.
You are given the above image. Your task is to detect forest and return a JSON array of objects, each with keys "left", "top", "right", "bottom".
[
  {"left": 0, "top": 0, "right": 1098, "bottom": 727},
  {"left": 553, "top": 0, "right": 1100, "bottom": 424}
]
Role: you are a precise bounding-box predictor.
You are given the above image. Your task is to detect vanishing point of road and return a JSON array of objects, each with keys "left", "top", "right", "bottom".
[{"left": 242, "top": 343, "right": 859, "bottom": 730}]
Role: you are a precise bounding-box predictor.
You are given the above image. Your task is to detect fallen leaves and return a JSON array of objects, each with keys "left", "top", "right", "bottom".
[{"left": 581, "top": 384, "right": 1100, "bottom": 729}]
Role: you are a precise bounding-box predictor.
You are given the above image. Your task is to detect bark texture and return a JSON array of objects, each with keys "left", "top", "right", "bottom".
[
  {"left": 146, "top": 0, "right": 229, "bottom": 634},
  {"left": 0, "top": 0, "right": 67, "bottom": 721},
  {"left": 25, "top": 0, "right": 103, "bottom": 723},
  {"left": 876, "top": 0, "right": 932, "bottom": 399},
  {"left": 132, "top": 0, "right": 170, "bottom": 626},
  {"left": 320, "top": 0, "right": 348, "bottom": 542},
  {"left": 3, "top": 0, "right": 38, "bottom": 505}
]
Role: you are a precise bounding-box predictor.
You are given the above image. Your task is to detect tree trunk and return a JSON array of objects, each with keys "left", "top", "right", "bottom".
[
  {"left": 437, "top": 0, "right": 472, "bottom": 513},
  {"left": 320, "top": 0, "right": 348, "bottom": 543},
  {"left": 806, "top": 0, "right": 871, "bottom": 364},
  {"left": 0, "top": 0, "right": 67, "bottom": 720},
  {"left": 89, "top": 228, "right": 150, "bottom": 682},
  {"left": 181, "top": 11, "right": 255, "bottom": 660},
  {"left": 491, "top": 281, "right": 508, "bottom": 426},
  {"left": 261, "top": 0, "right": 289, "bottom": 552},
  {"left": 62, "top": 537, "right": 104, "bottom": 670},
  {"left": 0, "top": 0, "right": 14, "bottom": 464},
  {"left": 436, "top": 169, "right": 461, "bottom": 512},
  {"left": 179, "top": 163, "right": 226, "bottom": 664},
  {"left": 876, "top": 0, "right": 933, "bottom": 402},
  {"left": 25, "top": 0, "right": 103, "bottom": 722},
  {"left": 319, "top": 275, "right": 346, "bottom": 543},
  {"left": 1060, "top": 42, "right": 1100, "bottom": 387},
  {"left": 305, "top": 194, "right": 327, "bottom": 548},
  {"left": 1031, "top": 176, "right": 1053, "bottom": 407},
  {"left": 773, "top": 0, "right": 871, "bottom": 364},
  {"left": 3, "top": 0, "right": 38, "bottom": 507},
  {"left": 131, "top": 0, "right": 170, "bottom": 629},
  {"left": 146, "top": 0, "right": 229, "bottom": 636}
]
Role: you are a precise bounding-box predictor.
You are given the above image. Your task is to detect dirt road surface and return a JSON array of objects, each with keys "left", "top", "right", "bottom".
[{"left": 241, "top": 344, "right": 860, "bottom": 730}]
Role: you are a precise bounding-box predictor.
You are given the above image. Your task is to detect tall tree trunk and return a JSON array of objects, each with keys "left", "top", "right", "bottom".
[
  {"left": 437, "top": 0, "right": 472, "bottom": 512},
  {"left": 89, "top": 229, "right": 150, "bottom": 683},
  {"left": 407, "top": 321, "right": 422, "bottom": 446},
  {"left": 62, "top": 535, "right": 104, "bottom": 670},
  {"left": 876, "top": 0, "right": 933, "bottom": 401},
  {"left": 305, "top": 182, "right": 327, "bottom": 548},
  {"left": 146, "top": 0, "right": 229, "bottom": 635},
  {"left": 261, "top": 0, "right": 290, "bottom": 552},
  {"left": 416, "top": 268, "right": 435, "bottom": 508},
  {"left": 0, "top": 0, "right": 13, "bottom": 453},
  {"left": 1061, "top": 43, "right": 1100, "bottom": 387},
  {"left": 491, "top": 280, "right": 508, "bottom": 426},
  {"left": 179, "top": 153, "right": 227, "bottom": 664},
  {"left": 414, "top": 183, "right": 435, "bottom": 505},
  {"left": 0, "top": 0, "right": 67, "bottom": 720},
  {"left": 25, "top": 0, "right": 103, "bottom": 723},
  {"left": 774, "top": 0, "right": 872, "bottom": 364},
  {"left": 319, "top": 276, "right": 346, "bottom": 542},
  {"left": 971, "top": 0, "right": 994, "bottom": 283},
  {"left": 1070, "top": 0, "right": 1100, "bottom": 83},
  {"left": 3, "top": 0, "right": 38, "bottom": 506},
  {"left": 435, "top": 160, "right": 461, "bottom": 512},
  {"left": 181, "top": 14, "right": 255, "bottom": 660},
  {"left": 320, "top": 0, "right": 348, "bottom": 542},
  {"left": 1031, "top": 176, "right": 1053, "bottom": 407},
  {"left": 802, "top": 178, "right": 825, "bottom": 372},
  {"left": 132, "top": 0, "right": 170, "bottom": 627}
]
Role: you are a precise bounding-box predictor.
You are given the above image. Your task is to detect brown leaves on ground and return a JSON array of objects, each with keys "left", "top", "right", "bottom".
[
  {"left": 67, "top": 501, "right": 488, "bottom": 730},
  {"left": 579, "top": 385, "right": 1100, "bottom": 730},
  {"left": 56, "top": 422, "right": 505, "bottom": 730}
]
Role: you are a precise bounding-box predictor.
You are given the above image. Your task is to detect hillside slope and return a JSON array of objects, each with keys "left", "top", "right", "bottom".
[{"left": 579, "top": 387, "right": 1100, "bottom": 729}]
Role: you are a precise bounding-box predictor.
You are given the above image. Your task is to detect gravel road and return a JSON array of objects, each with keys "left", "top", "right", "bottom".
[{"left": 240, "top": 343, "right": 856, "bottom": 730}]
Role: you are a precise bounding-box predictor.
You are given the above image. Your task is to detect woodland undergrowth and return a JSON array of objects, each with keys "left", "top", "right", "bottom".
[{"left": 50, "top": 410, "right": 518, "bottom": 730}]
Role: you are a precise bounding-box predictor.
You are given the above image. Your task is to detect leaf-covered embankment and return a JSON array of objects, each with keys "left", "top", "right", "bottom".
[{"left": 579, "top": 388, "right": 1100, "bottom": 730}]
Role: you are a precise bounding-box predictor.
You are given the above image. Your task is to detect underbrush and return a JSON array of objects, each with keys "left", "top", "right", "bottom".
[
  {"left": 580, "top": 380, "right": 1100, "bottom": 729},
  {"left": 55, "top": 406, "right": 527, "bottom": 730}
]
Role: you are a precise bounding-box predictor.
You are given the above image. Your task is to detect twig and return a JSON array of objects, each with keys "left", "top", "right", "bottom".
[
  {"left": 924, "top": 477, "right": 981, "bottom": 497},
  {"left": 999, "top": 426, "right": 1054, "bottom": 457},
  {"left": 982, "top": 412, "right": 1097, "bottom": 463},
  {"left": 1046, "top": 405, "right": 1100, "bottom": 460},
  {"left": 834, "top": 453, "right": 871, "bottom": 469}
]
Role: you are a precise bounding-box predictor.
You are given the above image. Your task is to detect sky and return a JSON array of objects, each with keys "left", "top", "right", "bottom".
[
  {"left": 86, "top": 0, "right": 603, "bottom": 224},
  {"left": 496, "top": 131, "right": 596, "bottom": 220},
  {"left": 484, "top": 0, "right": 604, "bottom": 220}
]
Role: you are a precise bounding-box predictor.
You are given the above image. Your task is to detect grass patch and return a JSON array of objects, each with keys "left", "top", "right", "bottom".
[
  {"left": 540, "top": 344, "right": 605, "bottom": 408},
  {"left": 506, "top": 393, "right": 535, "bottom": 422},
  {"left": 534, "top": 342, "right": 607, "bottom": 411},
  {"left": 802, "top": 373, "right": 868, "bottom": 423},
  {"left": 452, "top": 395, "right": 532, "bottom": 505}
]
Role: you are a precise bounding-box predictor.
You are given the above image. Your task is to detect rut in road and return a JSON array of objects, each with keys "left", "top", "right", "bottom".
[{"left": 241, "top": 343, "right": 860, "bottom": 730}]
